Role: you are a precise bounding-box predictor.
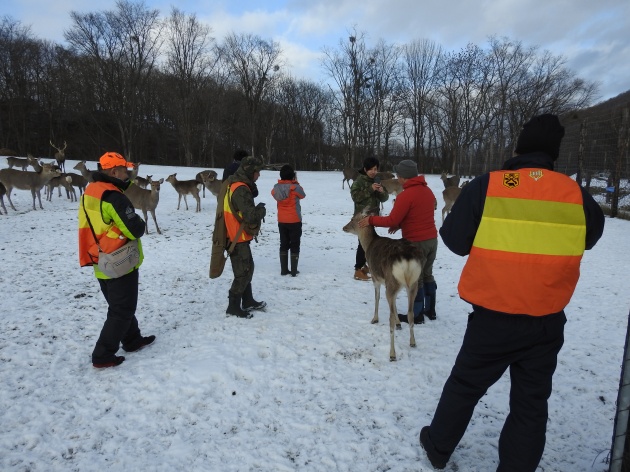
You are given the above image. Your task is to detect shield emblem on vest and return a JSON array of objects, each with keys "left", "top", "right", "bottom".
[
  {"left": 529, "top": 170, "right": 543, "bottom": 181},
  {"left": 503, "top": 172, "right": 520, "bottom": 189}
]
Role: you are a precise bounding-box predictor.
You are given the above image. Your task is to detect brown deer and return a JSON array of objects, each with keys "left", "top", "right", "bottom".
[
  {"left": 6, "top": 156, "right": 31, "bottom": 171},
  {"left": 380, "top": 178, "right": 403, "bottom": 197},
  {"left": 0, "top": 162, "right": 61, "bottom": 210},
  {"left": 376, "top": 171, "right": 395, "bottom": 181},
  {"left": 166, "top": 173, "right": 201, "bottom": 212},
  {"left": 125, "top": 178, "right": 164, "bottom": 234},
  {"left": 46, "top": 174, "right": 76, "bottom": 202},
  {"left": 441, "top": 186, "right": 462, "bottom": 223},
  {"left": 342, "top": 167, "right": 359, "bottom": 190},
  {"left": 133, "top": 175, "right": 152, "bottom": 189},
  {"left": 200, "top": 172, "right": 222, "bottom": 199},
  {"left": 72, "top": 161, "right": 94, "bottom": 183},
  {"left": 440, "top": 172, "right": 460, "bottom": 189},
  {"left": 343, "top": 209, "right": 424, "bottom": 361},
  {"left": 50, "top": 140, "right": 67, "bottom": 172},
  {"left": 196, "top": 170, "right": 218, "bottom": 198}
]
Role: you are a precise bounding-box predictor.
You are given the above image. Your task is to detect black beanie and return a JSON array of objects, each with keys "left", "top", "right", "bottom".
[
  {"left": 280, "top": 164, "right": 295, "bottom": 180},
  {"left": 515, "top": 114, "right": 565, "bottom": 160}
]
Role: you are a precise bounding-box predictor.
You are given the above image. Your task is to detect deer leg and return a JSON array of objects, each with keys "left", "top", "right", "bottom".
[
  {"left": 195, "top": 195, "right": 200, "bottom": 212},
  {"left": 142, "top": 209, "right": 150, "bottom": 234},
  {"left": 151, "top": 210, "right": 161, "bottom": 235},
  {"left": 176, "top": 194, "right": 182, "bottom": 210},
  {"left": 183, "top": 195, "right": 189, "bottom": 210},
  {"left": 5, "top": 188, "right": 17, "bottom": 211},
  {"left": 407, "top": 283, "right": 418, "bottom": 349},
  {"left": 385, "top": 288, "right": 398, "bottom": 361},
  {"left": 371, "top": 281, "right": 381, "bottom": 324}
]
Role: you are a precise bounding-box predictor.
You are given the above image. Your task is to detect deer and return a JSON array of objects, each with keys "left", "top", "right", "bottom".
[
  {"left": 441, "top": 186, "right": 462, "bottom": 223},
  {"left": 200, "top": 172, "right": 222, "bottom": 199},
  {"left": 440, "top": 172, "right": 460, "bottom": 189},
  {"left": 0, "top": 182, "right": 7, "bottom": 215},
  {"left": 125, "top": 178, "right": 164, "bottom": 234},
  {"left": 46, "top": 174, "right": 76, "bottom": 202},
  {"left": 376, "top": 171, "right": 395, "bottom": 181},
  {"left": 343, "top": 208, "right": 424, "bottom": 362},
  {"left": 73, "top": 161, "right": 94, "bottom": 183},
  {"left": 0, "top": 162, "right": 61, "bottom": 211},
  {"left": 50, "top": 140, "right": 67, "bottom": 172},
  {"left": 127, "top": 162, "right": 141, "bottom": 181},
  {"left": 342, "top": 167, "right": 359, "bottom": 190},
  {"left": 196, "top": 170, "right": 218, "bottom": 198},
  {"left": 133, "top": 175, "right": 152, "bottom": 189},
  {"left": 165, "top": 173, "right": 201, "bottom": 212},
  {"left": 380, "top": 178, "right": 402, "bottom": 197},
  {"left": 6, "top": 156, "right": 31, "bottom": 171}
]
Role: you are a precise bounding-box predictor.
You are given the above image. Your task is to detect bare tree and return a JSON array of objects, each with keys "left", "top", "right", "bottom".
[
  {"left": 64, "top": 0, "right": 163, "bottom": 160},
  {"left": 401, "top": 39, "right": 443, "bottom": 172},
  {"left": 163, "top": 7, "right": 216, "bottom": 166},
  {"left": 220, "top": 33, "right": 282, "bottom": 158},
  {"left": 321, "top": 28, "right": 376, "bottom": 168}
]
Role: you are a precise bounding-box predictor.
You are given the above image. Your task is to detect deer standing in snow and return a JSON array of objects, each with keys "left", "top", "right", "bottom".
[
  {"left": 166, "top": 173, "right": 201, "bottom": 212},
  {"left": 50, "top": 140, "right": 67, "bottom": 172},
  {"left": 343, "top": 209, "right": 424, "bottom": 361}
]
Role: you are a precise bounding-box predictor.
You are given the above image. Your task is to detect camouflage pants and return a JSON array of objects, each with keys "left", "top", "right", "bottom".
[
  {"left": 229, "top": 241, "right": 254, "bottom": 295},
  {"left": 412, "top": 238, "right": 438, "bottom": 284}
]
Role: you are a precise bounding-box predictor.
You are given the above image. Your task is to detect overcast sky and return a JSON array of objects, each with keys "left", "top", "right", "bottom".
[{"left": 5, "top": 0, "right": 629, "bottom": 102}]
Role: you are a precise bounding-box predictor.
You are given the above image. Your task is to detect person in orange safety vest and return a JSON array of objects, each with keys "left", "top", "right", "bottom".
[{"left": 420, "top": 114, "right": 605, "bottom": 471}]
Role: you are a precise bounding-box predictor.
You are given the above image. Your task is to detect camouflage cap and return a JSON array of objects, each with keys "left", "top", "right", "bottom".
[{"left": 239, "top": 156, "right": 264, "bottom": 176}]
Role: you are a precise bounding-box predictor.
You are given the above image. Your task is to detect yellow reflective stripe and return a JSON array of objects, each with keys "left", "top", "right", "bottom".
[
  {"left": 474, "top": 197, "right": 586, "bottom": 256},
  {"left": 483, "top": 197, "right": 586, "bottom": 225}
]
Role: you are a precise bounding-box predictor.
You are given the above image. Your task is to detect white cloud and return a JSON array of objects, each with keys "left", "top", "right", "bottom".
[{"left": 3, "top": 0, "right": 628, "bottom": 101}]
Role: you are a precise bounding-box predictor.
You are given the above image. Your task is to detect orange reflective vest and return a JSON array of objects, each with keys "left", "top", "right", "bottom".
[
  {"left": 78, "top": 181, "right": 131, "bottom": 267},
  {"left": 224, "top": 181, "right": 253, "bottom": 243},
  {"left": 458, "top": 169, "right": 586, "bottom": 315}
]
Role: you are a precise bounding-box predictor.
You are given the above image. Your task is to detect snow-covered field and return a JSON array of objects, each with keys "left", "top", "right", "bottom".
[{"left": 0, "top": 159, "right": 627, "bottom": 471}]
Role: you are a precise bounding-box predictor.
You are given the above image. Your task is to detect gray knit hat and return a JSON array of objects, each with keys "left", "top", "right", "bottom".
[{"left": 393, "top": 160, "right": 418, "bottom": 179}]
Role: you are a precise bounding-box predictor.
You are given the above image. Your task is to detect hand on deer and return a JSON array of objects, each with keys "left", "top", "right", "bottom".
[
  {"left": 387, "top": 226, "right": 400, "bottom": 235},
  {"left": 358, "top": 216, "right": 371, "bottom": 228}
]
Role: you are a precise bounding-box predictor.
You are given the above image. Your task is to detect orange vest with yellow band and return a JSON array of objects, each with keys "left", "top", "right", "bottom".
[
  {"left": 458, "top": 169, "right": 586, "bottom": 316},
  {"left": 224, "top": 181, "right": 253, "bottom": 243},
  {"left": 78, "top": 181, "right": 129, "bottom": 267}
]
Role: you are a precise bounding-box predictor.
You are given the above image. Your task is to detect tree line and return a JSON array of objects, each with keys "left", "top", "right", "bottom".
[{"left": 0, "top": 1, "right": 598, "bottom": 174}]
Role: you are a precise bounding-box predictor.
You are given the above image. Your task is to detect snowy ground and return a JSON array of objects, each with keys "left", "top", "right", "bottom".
[{"left": 0, "top": 159, "right": 628, "bottom": 471}]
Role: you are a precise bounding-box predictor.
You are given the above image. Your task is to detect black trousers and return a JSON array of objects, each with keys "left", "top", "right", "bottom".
[
  {"left": 428, "top": 307, "right": 566, "bottom": 472},
  {"left": 92, "top": 269, "right": 142, "bottom": 362},
  {"left": 354, "top": 239, "right": 366, "bottom": 270},
  {"left": 278, "top": 222, "right": 302, "bottom": 254}
]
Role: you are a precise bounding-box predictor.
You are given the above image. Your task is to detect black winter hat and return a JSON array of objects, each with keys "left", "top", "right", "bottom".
[
  {"left": 515, "top": 114, "right": 565, "bottom": 160},
  {"left": 280, "top": 164, "right": 295, "bottom": 180}
]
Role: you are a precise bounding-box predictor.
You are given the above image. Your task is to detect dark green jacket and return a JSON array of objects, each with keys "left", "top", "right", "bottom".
[{"left": 350, "top": 171, "right": 389, "bottom": 214}]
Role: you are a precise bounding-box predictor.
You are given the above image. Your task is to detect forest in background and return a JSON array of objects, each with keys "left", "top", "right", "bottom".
[{"left": 0, "top": 1, "right": 626, "bottom": 180}]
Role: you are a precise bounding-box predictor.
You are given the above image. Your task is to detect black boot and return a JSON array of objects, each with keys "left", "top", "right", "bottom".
[
  {"left": 280, "top": 251, "right": 289, "bottom": 275},
  {"left": 242, "top": 283, "right": 267, "bottom": 311},
  {"left": 226, "top": 291, "right": 253, "bottom": 318},
  {"left": 290, "top": 253, "right": 300, "bottom": 277}
]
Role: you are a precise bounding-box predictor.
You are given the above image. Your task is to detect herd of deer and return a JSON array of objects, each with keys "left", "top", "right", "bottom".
[{"left": 0, "top": 144, "right": 223, "bottom": 234}]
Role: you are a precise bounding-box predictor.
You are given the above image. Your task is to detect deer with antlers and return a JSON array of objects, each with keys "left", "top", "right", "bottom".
[
  {"left": 50, "top": 140, "right": 67, "bottom": 172},
  {"left": 343, "top": 209, "right": 424, "bottom": 361}
]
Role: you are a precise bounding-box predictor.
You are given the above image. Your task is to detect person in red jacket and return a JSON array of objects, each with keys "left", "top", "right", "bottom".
[
  {"left": 271, "top": 165, "right": 306, "bottom": 276},
  {"left": 358, "top": 159, "right": 438, "bottom": 323}
]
